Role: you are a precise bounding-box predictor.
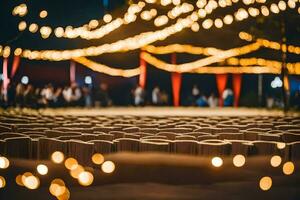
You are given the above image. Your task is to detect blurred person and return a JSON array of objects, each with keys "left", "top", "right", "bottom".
[
  {"left": 24, "top": 84, "right": 37, "bottom": 108},
  {"left": 94, "top": 83, "right": 111, "bottom": 107},
  {"left": 82, "top": 85, "right": 92, "bottom": 107},
  {"left": 53, "top": 87, "right": 64, "bottom": 107},
  {"left": 152, "top": 86, "right": 161, "bottom": 105},
  {"left": 208, "top": 92, "right": 218, "bottom": 107},
  {"left": 15, "top": 83, "right": 25, "bottom": 107},
  {"left": 160, "top": 90, "right": 169, "bottom": 105},
  {"left": 41, "top": 84, "right": 55, "bottom": 106},
  {"left": 196, "top": 93, "right": 208, "bottom": 107},
  {"left": 62, "top": 82, "right": 82, "bottom": 106},
  {"left": 192, "top": 84, "right": 200, "bottom": 99},
  {"left": 134, "top": 84, "right": 145, "bottom": 106},
  {"left": 222, "top": 88, "right": 234, "bottom": 107},
  {"left": 6, "top": 82, "right": 16, "bottom": 107}
]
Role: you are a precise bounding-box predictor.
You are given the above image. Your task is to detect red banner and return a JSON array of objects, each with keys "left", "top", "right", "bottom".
[
  {"left": 232, "top": 74, "right": 242, "bottom": 107},
  {"left": 139, "top": 51, "right": 147, "bottom": 89},
  {"left": 171, "top": 53, "right": 181, "bottom": 107},
  {"left": 216, "top": 74, "right": 228, "bottom": 107},
  {"left": 10, "top": 56, "right": 21, "bottom": 78}
]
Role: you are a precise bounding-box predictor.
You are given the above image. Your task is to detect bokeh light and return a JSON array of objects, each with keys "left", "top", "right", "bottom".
[
  {"left": 282, "top": 162, "right": 295, "bottom": 175},
  {"left": 23, "top": 175, "right": 40, "bottom": 190},
  {"left": 64, "top": 157, "right": 78, "bottom": 170},
  {"left": 49, "top": 179, "right": 66, "bottom": 197},
  {"left": 70, "top": 164, "right": 84, "bottom": 179},
  {"left": 233, "top": 155, "right": 246, "bottom": 167},
  {"left": 211, "top": 157, "right": 223, "bottom": 167},
  {"left": 0, "top": 176, "right": 6, "bottom": 188},
  {"left": 276, "top": 142, "right": 286, "bottom": 149},
  {"left": 259, "top": 176, "right": 272, "bottom": 191},
  {"left": 16, "top": 174, "right": 24, "bottom": 186},
  {"left": 78, "top": 171, "right": 94, "bottom": 186},
  {"left": 92, "top": 153, "right": 104, "bottom": 165},
  {"left": 51, "top": 151, "right": 65, "bottom": 164},
  {"left": 0, "top": 156, "right": 10, "bottom": 169},
  {"left": 270, "top": 155, "right": 282, "bottom": 167},
  {"left": 101, "top": 161, "right": 115, "bottom": 173},
  {"left": 37, "top": 164, "right": 48, "bottom": 175}
]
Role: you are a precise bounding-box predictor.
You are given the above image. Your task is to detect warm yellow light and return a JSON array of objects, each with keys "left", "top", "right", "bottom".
[
  {"left": 202, "top": 19, "right": 213, "bottom": 29},
  {"left": 37, "top": 164, "right": 48, "bottom": 175},
  {"left": 278, "top": 1, "right": 287, "bottom": 10},
  {"left": 261, "top": 6, "right": 270, "bottom": 16},
  {"left": 196, "top": 0, "right": 207, "bottom": 8},
  {"left": 172, "top": 0, "right": 181, "bottom": 5},
  {"left": 78, "top": 171, "right": 94, "bottom": 186},
  {"left": 40, "top": 26, "right": 52, "bottom": 39},
  {"left": 55, "top": 27, "right": 64, "bottom": 38},
  {"left": 276, "top": 142, "right": 286, "bottom": 149},
  {"left": 154, "top": 15, "right": 169, "bottom": 27},
  {"left": 24, "top": 175, "right": 40, "bottom": 190},
  {"left": 223, "top": 14, "right": 233, "bottom": 24},
  {"left": 233, "top": 155, "right": 246, "bottom": 167},
  {"left": 0, "top": 157, "right": 9, "bottom": 169},
  {"left": 49, "top": 179, "right": 66, "bottom": 197},
  {"left": 270, "top": 4, "right": 279, "bottom": 13},
  {"left": 0, "top": 176, "right": 6, "bottom": 188},
  {"left": 103, "top": 14, "right": 112, "bottom": 23},
  {"left": 39, "top": 10, "right": 48, "bottom": 18},
  {"left": 57, "top": 187, "right": 70, "bottom": 200},
  {"left": 198, "top": 9, "right": 206, "bottom": 18},
  {"left": 211, "top": 157, "right": 223, "bottom": 167},
  {"left": 65, "top": 157, "right": 78, "bottom": 170},
  {"left": 51, "top": 151, "right": 65, "bottom": 164},
  {"left": 29, "top": 23, "right": 38, "bottom": 33},
  {"left": 101, "top": 161, "right": 115, "bottom": 173},
  {"left": 214, "top": 18, "right": 223, "bottom": 28},
  {"left": 259, "top": 176, "right": 272, "bottom": 191},
  {"left": 18, "top": 21, "right": 27, "bottom": 31},
  {"left": 270, "top": 155, "right": 282, "bottom": 167},
  {"left": 282, "top": 162, "right": 295, "bottom": 175},
  {"left": 70, "top": 164, "right": 84, "bottom": 179},
  {"left": 191, "top": 23, "right": 200, "bottom": 32},
  {"left": 16, "top": 174, "right": 24, "bottom": 186},
  {"left": 89, "top": 20, "right": 99, "bottom": 29},
  {"left": 92, "top": 153, "right": 104, "bottom": 165}
]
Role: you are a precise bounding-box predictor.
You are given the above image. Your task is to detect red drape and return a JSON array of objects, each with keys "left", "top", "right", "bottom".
[
  {"left": 216, "top": 74, "right": 228, "bottom": 107},
  {"left": 70, "top": 60, "right": 76, "bottom": 84},
  {"left": 232, "top": 74, "right": 242, "bottom": 107},
  {"left": 139, "top": 51, "right": 147, "bottom": 89},
  {"left": 171, "top": 53, "right": 181, "bottom": 107},
  {"left": 2, "top": 58, "right": 9, "bottom": 93},
  {"left": 10, "top": 56, "right": 21, "bottom": 78}
]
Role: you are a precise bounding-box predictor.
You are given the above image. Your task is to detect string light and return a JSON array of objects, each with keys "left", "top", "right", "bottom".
[
  {"left": 73, "top": 57, "right": 140, "bottom": 77},
  {"left": 259, "top": 176, "right": 272, "bottom": 191},
  {"left": 0, "top": 176, "right": 6, "bottom": 188},
  {"left": 37, "top": 164, "right": 49, "bottom": 175},
  {"left": 239, "top": 31, "right": 300, "bottom": 55},
  {"left": 282, "top": 162, "right": 295, "bottom": 175},
  {"left": 29, "top": 23, "right": 39, "bottom": 33},
  {"left": 12, "top": 4, "right": 28, "bottom": 17},
  {"left": 51, "top": 151, "right": 65, "bottom": 164},
  {"left": 141, "top": 42, "right": 261, "bottom": 72},
  {"left": 0, "top": 157, "right": 9, "bottom": 169},
  {"left": 91, "top": 153, "right": 105, "bottom": 165},
  {"left": 101, "top": 161, "right": 115, "bottom": 173},
  {"left": 18, "top": 21, "right": 27, "bottom": 31},
  {"left": 270, "top": 155, "right": 282, "bottom": 167},
  {"left": 211, "top": 157, "right": 223, "bottom": 167},
  {"left": 39, "top": 10, "right": 48, "bottom": 18}
]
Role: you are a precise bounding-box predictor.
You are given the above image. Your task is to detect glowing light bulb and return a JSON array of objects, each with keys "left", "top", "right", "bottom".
[
  {"left": 37, "top": 164, "right": 48, "bottom": 175},
  {"left": 92, "top": 153, "right": 104, "bottom": 165},
  {"left": 211, "top": 157, "right": 223, "bottom": 167},
  {"left": 51, "top": 151, "right": 65, "bottom": 164},
  {"left": 103, "top": 14, "right": 112, "bottom": 23},
  {"left": 233, "top": 155, "right": 246, "bottom": 167},
  {"left": 282, "top": 162, "right": 294, "bottom": 175},
  {"left": 78, "top": 171, "right": 94, "bottom": 186},
  {"left": 259, "top": 176, "right": 272, "bottom": 191},
  {"left": 101, "top": 161, "right": 115, "bottom": 173},
  {"left": 0, "top": 157, "right": 9, "bottom": 169},
  {"left": 39, "top": 10, "right": 48, "bottom": 18},
  {"left": 270, "top": 155, "right": 282, "bottom": 167}
]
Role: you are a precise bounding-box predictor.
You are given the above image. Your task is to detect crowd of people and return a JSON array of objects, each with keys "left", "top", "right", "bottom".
[
  {"left": 1, "top": 81, "right": 299, "bottom": 109},
  {"left": 0, "top": 81, "right": 230, "bottom": 108},
  {"left": 1, "top": 82, "right": 112, "bottom": 108}
]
